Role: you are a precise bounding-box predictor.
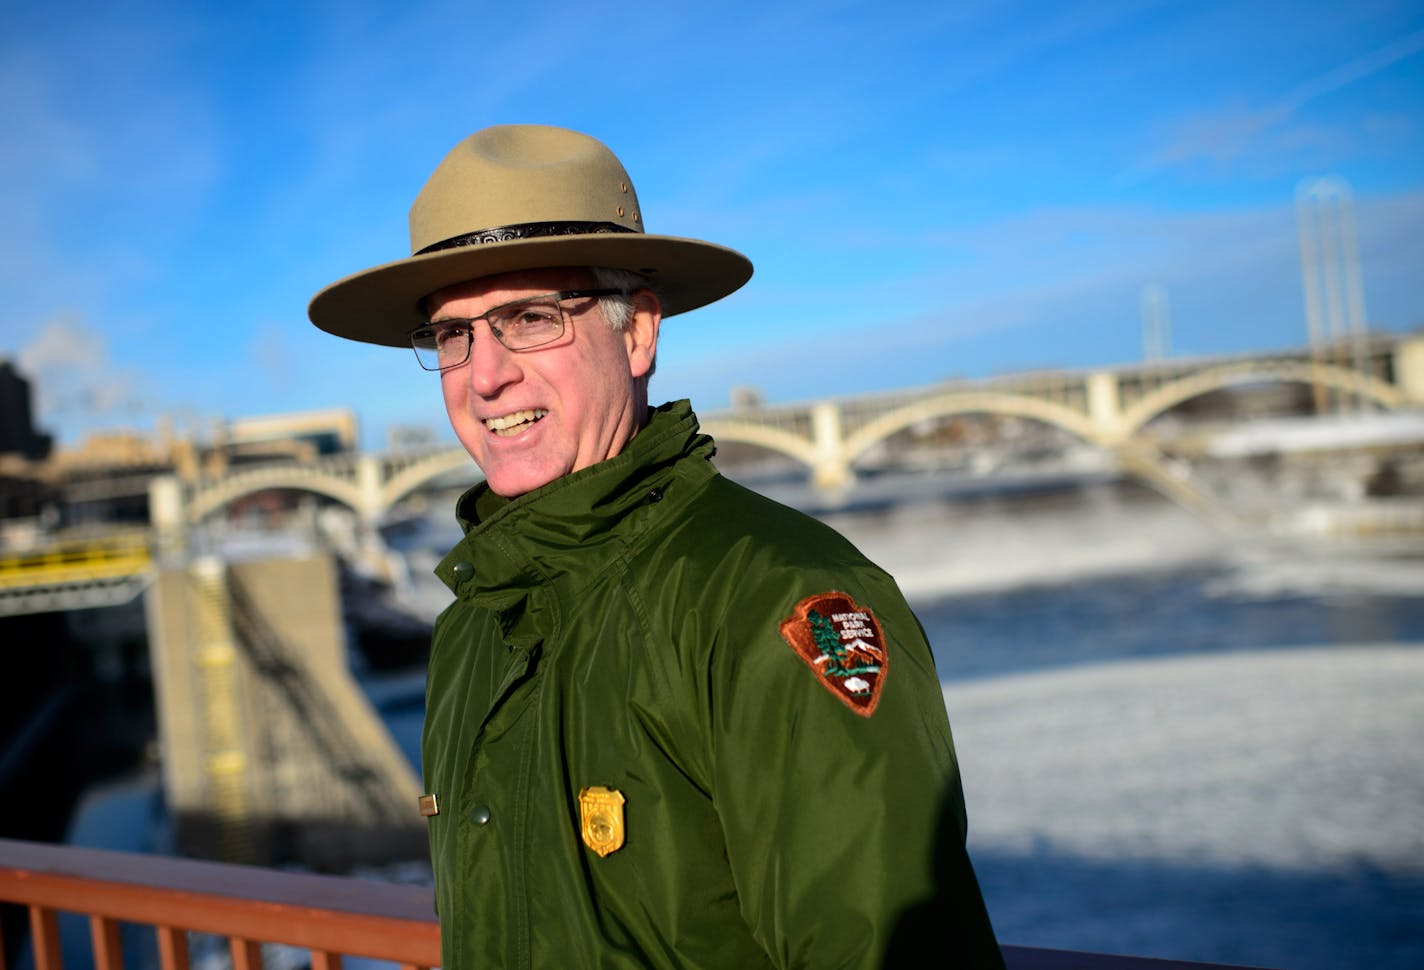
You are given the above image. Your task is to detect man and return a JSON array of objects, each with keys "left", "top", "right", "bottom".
[{"left": 309, "top": 124, "right": 1002, "bottom": 968}]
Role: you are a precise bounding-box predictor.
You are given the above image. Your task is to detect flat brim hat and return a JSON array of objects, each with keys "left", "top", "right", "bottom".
[{"left": 308, "top": 124, "right": 753, "bottom": 347}]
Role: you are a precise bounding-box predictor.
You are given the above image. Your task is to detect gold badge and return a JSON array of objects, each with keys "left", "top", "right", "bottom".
[
  {"left": 417, "top": 793, "right": 439, "bottom": 817},
  {"left": 578, "top": 786, "right": 626, "bottom": 857}
]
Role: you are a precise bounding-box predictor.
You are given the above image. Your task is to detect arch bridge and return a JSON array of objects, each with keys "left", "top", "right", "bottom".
[
  {"left": 150, "top": 333, "right": 1424, "bottom": 536},
  {"left": 704, "top": 333, "right": 1423, "bottom": 520},
  {"left": 150, "top": 444, "right": 479, "bottom": 542}
]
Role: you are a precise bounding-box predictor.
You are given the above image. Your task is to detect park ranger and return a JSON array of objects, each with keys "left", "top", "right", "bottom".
[{"left": 309, "top": 124, "right": 1002, "bottom": 968}]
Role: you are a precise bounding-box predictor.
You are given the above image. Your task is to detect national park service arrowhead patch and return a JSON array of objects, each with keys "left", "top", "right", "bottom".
[{"left": 779, "top": 592, "right": 887, "bottom": 717}]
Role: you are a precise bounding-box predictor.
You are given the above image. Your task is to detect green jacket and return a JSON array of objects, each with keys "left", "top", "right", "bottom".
[{"left": 424, "top": 401, "right": 1002, "bottom": 968}]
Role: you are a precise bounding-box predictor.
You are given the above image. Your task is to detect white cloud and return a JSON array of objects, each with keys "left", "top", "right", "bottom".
[
  {"left": 1145, "top": 28, "right": 1424, "bottom": 174},
  {"left": 17, "top": 316, "right": 150, "bottom": 438}
]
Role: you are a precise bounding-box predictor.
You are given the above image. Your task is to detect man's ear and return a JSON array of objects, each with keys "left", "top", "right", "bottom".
[{"left": 624, "top": 288, "right": 661, "bottom": 380}]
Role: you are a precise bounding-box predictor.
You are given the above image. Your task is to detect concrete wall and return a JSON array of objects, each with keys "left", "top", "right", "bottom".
[{"left": 146, "top": 554, "right": 425, "bottom": 871}]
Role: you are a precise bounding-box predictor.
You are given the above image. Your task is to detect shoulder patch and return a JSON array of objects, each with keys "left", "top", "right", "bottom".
[{"left": 778, "top": 591, "right": 887, "bottom": 717}]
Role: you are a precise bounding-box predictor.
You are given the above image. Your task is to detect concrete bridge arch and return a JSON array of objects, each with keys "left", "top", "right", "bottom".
[
  {"left": 181, "top": 448, "right": 480, "bottom": 529},
  {"left": 1118, "top": 360, "right": 1407, "bottom": 437},
  {"left": 186, "top": 468, "right": 369, "bottom": 525},
  {"left": 842, "top": 391, "right": 1108, "bottom": 457},
  {"left": 705, "top": 393, "right": 1226, "bottom": 522},
  {"left": 699, "top": 420, "right": 824, "bottom": 472},
  {"left": 378, "top": 447, "right": 479, "bottom": 511},
  {"left": 705, "top": 392, "right": 1112, "bottom": 493},
  {"left": 154, "top": 449, "right": 481, "bottom": 580}
]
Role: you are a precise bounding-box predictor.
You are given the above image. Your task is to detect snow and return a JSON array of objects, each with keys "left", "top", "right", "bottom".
[
  {"left": 945, "top": 645, "right": 1424, "bottom": 968},
  {"left": 1205, "top": 411, "right": 1424, "bottom": 457},
  {"left": 821, "top": 486, "right": 1224, "bottom": 599}
]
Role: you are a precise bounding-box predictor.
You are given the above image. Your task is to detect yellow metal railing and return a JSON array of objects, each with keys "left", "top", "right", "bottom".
[{"left": 0, "top": 536, "right": 152, "bottom": 591}]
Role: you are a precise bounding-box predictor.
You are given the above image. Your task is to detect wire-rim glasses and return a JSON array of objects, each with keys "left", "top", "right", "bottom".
[{"left": 408, "top": 289, "right": 626, "bottom": 372}]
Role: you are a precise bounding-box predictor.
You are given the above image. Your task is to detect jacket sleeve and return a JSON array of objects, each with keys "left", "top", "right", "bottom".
[{"left": 705, "top": 561, "right": 1004, "bottom": 969}]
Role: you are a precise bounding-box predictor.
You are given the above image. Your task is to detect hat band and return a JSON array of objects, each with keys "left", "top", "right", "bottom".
[{"left": 416, "top": 220, "right": 637, "bottom": 256}]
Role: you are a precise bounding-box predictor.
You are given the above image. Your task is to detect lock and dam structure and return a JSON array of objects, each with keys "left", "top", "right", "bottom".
[{"left": 2, "top": 332, "right": 1423, "bottom": 869}]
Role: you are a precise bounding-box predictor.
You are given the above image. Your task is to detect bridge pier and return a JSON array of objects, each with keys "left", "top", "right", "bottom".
[
  {"left": 148, "top": 475, "right": 187, "bottom": 564},
  {"left": 810, "top": 402, "right": 854, "bottom": 492},
  {"left": 1396, "top": 334, "right": 1424, "bottom": 406},
  {"left": 351, "top": 454, "right": 403, "bottom": 582},
  {"left": 1086, "top": 371, "right": 1126, "bottom": 444}
]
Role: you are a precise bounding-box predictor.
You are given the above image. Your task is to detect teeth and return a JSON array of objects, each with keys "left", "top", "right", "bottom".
[{"left": 484, "top": 409, "right": 547, "bottom": 436}]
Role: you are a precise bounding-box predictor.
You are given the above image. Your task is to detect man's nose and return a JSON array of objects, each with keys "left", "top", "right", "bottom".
[{"left": 466, "top": 321, "right": 523, "bottom": 397}]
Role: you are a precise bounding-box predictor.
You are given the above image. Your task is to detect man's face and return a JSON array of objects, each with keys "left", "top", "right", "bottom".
[{"left": 427, "top": 268, "right": 660, "bottom": 498}]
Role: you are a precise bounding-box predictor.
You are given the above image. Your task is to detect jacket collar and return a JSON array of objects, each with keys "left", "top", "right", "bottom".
[{"left": 434, "top": 400, "right": 713, "bottom": 604}]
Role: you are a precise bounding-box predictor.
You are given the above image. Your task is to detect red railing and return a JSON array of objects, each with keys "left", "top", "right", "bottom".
[
  {"left": 0, "top": 838, "right": 1266, "bottom": 969},
  {"left": 0, "top": 839, "right": 438, "bottom": 969}
]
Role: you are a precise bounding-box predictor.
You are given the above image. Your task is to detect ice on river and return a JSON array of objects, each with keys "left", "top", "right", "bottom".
[{"left": 946, "top": 644, "right": 1424, "bottom": 969}]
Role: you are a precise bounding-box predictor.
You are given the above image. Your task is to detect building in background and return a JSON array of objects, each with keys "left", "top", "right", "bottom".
[
  {"left": 0, "top": 360, "right": 57, "bottom": 523},
  {"left": 0, "top": 376, "right": 361, "bottom": 544},
  {"left": 0, "top": 360, "right": 53, "bottom": 461}
]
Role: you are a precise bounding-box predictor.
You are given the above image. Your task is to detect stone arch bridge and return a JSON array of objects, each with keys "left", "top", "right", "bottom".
[{"left": 151, "top": 334, "right": 1424, "bottom": 537}]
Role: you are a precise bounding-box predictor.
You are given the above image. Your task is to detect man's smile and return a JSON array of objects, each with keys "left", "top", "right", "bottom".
[
  {"left": 430, "top": 267, "right": 657, "bottom": 498},
  {"left": 483, "top": 408, "right": 548, "bottom": 437}
]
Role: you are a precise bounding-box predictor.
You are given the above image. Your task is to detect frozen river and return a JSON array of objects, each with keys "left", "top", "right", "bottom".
[
  {"left": 946, "top": 647, "right": 1423, "bottom": 969},
  {"left": 381, "top": 477, "right": 1424, "bottom": 968},
  {"left": 61, "top": 479, "right": 1424, "bottom": 968},
  {"left": 828, "top": 482, "right": 1424, "bottom": 969}
]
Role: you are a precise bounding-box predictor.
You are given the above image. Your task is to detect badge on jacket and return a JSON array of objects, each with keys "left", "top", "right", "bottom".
[
  {"left": 779, "top": 591, "right": 887, "bottom": 717},
  {"left": 579, "top": 786, "right": 626, "bottom": 857}
]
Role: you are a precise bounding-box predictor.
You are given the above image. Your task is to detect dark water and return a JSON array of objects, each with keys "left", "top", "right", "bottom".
[
  {"left": 974, "top": 846, "right": 1423, "bottom": 970},
  {"left": 917, "top": 557, "right": 1424, "bottom": 682}
]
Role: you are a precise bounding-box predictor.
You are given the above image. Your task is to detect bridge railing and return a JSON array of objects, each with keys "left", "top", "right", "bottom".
[
  {"left": 0, "top": 530, "right": 157, "bottom": 617},
  {"left": 0, "top": 535, "right": 152, "bottom": 591},
  {"left": 0, "top": 839, "right": 1270, "bottom": 970}
]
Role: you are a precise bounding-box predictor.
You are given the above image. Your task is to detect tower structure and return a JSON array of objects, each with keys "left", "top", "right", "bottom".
[
  {"left": 1295, "top": 177, "right": 1369, "bottom": 412},
  {"left": 1140, "top": 284, "right": 1171, "bottom": 363}
]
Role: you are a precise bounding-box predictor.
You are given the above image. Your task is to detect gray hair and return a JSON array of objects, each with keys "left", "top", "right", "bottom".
[
  {"left": 589, "top": 267, "right": 656, "bottom": 332},
  {"left": 589, "top": 266, "right": 658, "bottom": 378}
]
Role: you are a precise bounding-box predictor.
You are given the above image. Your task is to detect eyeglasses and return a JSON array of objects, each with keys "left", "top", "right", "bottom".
[{"left": 408, "top": 289, "right": 626, "bottom": 372}]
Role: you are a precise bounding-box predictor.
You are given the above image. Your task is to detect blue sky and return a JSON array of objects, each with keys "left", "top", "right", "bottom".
[{"left": 2, "top": 0, "right": 1421, "bottom": 450}]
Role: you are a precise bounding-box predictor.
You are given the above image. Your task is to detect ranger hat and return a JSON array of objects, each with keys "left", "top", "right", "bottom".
[{"left": 308, "top": 124, "right": 753, "bottom": 347}]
